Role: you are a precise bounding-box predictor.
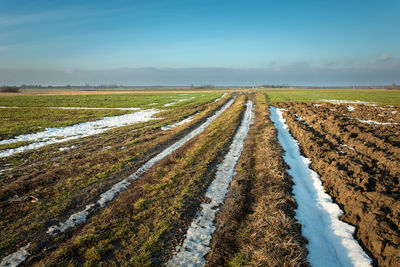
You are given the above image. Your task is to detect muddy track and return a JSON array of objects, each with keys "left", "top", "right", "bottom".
[
  {"left": 28, "top": 95, "right": 246, "bottom": 266},
  {"left": 278, "top": 102, "right": 400, "bottom": 266},
  {"left": 205, "top": 93, "right": 308, "bottom": 266},
  {"left": 0, "top": 96, "right": 231, "bottom": 262}
]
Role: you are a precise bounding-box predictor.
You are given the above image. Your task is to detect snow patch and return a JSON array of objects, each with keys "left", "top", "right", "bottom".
[
  {"left": 214, "top": 93, "right": 227, "bottom": 102},
  {"left": 356, "top": 119, "right": 398, "bottom": 126},
  {"left": 47, "top": 204, "right": 94, "bottom": 236},
  {"left": 0, "top": 244, "right": 30, "bottom": 267},
  {"left": 320, "top": 99, "right": 374, "bottom": 105},
  {"left": 340, "top": 144, "right": 355, "bottom": 151},
  {"left": 46, "top": 98, "right": 235, "bottom": 236},
  {"left": 167, "top": 101, "right": 254, "bottom": 267},
  {"left": 163, "top": 97, "right": 195, "bottom": 107},
  {"left": 161, "top": 112, "right": 200, "bottom": 131},
  {"left": 347, "top": 105, "right": 355, "bottom": 112},
  {"left": 0, "top": 109, "right": 159, "bottom": 158},
  {"left": 58, "top": 145, "right": 76, "bottom": 151},
  {"left": 269, "top": 106, "right": 372, "bottom": 267},
  {"left": 161, "top": 116, "right": 195, "bottom": 131},
  {"left": 48, "top": 107, "right": 140, "bottom": 110},
  {"left": 294, "top": 114, "right": 303, "bottom": 121}
]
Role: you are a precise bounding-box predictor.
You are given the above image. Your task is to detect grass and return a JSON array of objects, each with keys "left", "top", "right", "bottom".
[
  {"left": 36, "top": 95, "right": 246, "bottom": 266},
  {"left": 0, "top": 92, "right": 222, "bottom": 108},
  {"left": 0, "top": 93, "right": 223, "bottom": 140},
  {"left": 262, "top": 88, "right": 400, "bottom": 106}
]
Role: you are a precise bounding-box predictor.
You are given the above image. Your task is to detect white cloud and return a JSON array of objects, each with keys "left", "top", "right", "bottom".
[{"left": 379, "top": 54, "right": 392, "bottom": 62}]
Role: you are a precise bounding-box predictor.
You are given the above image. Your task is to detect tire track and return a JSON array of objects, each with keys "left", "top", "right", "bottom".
[{"left": 166, "top": 100, "right": 254, "bottom": 266}]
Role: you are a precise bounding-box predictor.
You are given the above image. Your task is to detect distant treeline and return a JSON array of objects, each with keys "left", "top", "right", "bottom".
[
  {"left": 1, "top": 86, "right": 20, "bottom": 93},
  {"left": 1, "top": 83, "right": 399, "bottom": 90}
]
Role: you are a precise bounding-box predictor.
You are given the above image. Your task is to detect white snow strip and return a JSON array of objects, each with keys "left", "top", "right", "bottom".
[
  {"left": 0, "top": 106, "right": 140, "bottom": 110},
  {"left": 167, "top": 101, "right": 254, "bottom": 267},
  {"left": 46, "top": 204, "right": 94, "bottom": 235},
  {"left": 214, "top": 93, "right": 227, "bottom": 102},
  {"left": 46, "top": 98, "right": 235, "bottom": 237},
  {"left": 347, "top": 105, "right": 355, "bottom": 112},
  {"left": 161, "top": 115, "right": 195, "bottom": 131},
  {"left": 320, "top": 99, "right": 374, "bottom": 105},
  {"left": 313, "top": 104, "right": 322, "bottom": 107},
  {"left": 392, "top": 111, "right": 397, "bottom": 115},
  {"left": 163, "top": 97, "right": 195, "bottom": 107},
  {"left": 356, "top": 119, "right": 398, "bottom": 126},
  {"left": 0, "top": 244, "right": 30, "bottom": 267},
  {"left": 269, "top": 106, "right": 371, "bottom": 267},
  {"left": 0, "top": 109, "right": 159, "bottom": 158},
  {"left": 58, "top": 145, "right": 76, "bottom": 151},
  {"left": 48, "top": 107, "right": 140, "bottom": 110}
]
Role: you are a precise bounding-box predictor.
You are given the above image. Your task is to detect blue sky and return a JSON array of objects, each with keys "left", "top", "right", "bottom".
[{"left": 0, "top": 0, "right": 399, "bottom": 86}]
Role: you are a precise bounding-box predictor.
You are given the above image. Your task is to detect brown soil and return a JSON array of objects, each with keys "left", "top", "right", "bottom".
[
  {"left": 278, "top": 102, "right": 400, "bottom": 266},
  {"left": 205, "top": 93, "right": 308, "bottom": 266}
]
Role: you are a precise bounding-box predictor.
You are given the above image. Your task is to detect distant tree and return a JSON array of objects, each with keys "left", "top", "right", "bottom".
[{"left": 1, "top": 86, "right": 20, "bottom": 93}]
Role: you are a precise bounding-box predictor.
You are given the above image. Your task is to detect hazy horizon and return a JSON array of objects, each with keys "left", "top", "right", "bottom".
[{"left": 1, "top": 0, "right": 399, "bottom": 86}]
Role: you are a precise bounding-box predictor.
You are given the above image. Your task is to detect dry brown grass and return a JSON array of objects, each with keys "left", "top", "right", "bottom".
[{"left": 224, "top": 92, "right": 309, "bottom": 266}]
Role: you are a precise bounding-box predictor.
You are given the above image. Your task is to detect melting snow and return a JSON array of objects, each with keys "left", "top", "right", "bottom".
[
  {"left": 214, "top": 93, "right": 227, "bottom": 102},
  {"left": 163, "top": 97, "right": 195, "bottom": 107},
  {"left": 0, "top": 109, "right": 159, "bottom": 158},
  {"left": 161, "top": 115, "right": 196, "bottom": 131},
  {"left": 340, "top": 144, "right": 355, "bottom": 151},
  {"left": 320, "top": 99, "right": 374, "bottom": 105},
  {"left": 46, "top": 98, "right": 235, "bottom": 237},
  {"left": 356, "top": 119, "right": 398, "bottom": 126},
  {"left": 269, "top": 106, "right": 371, "bottom": 267},
  {"left": 167, "top": 101, "right": 254, "bottom": 267},
  {"left": 0, "top": 244, "right": 30, "bottom": 267},
  {"left": 294, "top": 114, "right": 303, "bottom": 121},
  {"left": 347, "top": 106, "right": 355, "bottom": 112},
  {"left": 58, "top": 145, "right": 76, "bottom": 151},
  {"left": 47, "top": 204, "right": 95, "bottom": 235},
  {"left": 48, "top": 107, "right": 140, "bottom": 110}
]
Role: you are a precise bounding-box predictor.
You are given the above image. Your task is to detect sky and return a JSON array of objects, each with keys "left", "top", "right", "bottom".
[{"left": 0, "top": 0, "right": 399, "bottom": 86}]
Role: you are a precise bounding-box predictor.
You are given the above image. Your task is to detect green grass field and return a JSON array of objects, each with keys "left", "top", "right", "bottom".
[
  {"left": 0, "top": 92, "right": 221, "bottom": 109},
  {"left": 0, "top": 92, "right": 223, "bottom": 140},
  {"left": 262, "top": 89, "right": 400, "bottom": 105}
]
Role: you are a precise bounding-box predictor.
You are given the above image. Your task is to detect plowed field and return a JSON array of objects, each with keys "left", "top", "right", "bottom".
[{"left": 277, "top": 102, "right": 400, "bottom": 266}]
